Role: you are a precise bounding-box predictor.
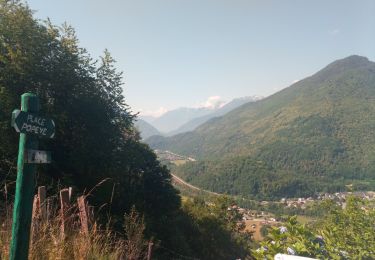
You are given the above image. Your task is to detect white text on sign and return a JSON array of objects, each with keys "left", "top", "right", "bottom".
[{"left": 20, "top": 114, "right": 48, "bottom": 136}]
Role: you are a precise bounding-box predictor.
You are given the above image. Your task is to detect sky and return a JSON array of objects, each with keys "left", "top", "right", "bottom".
[{"left": 27, "top": 0, "right": 375, "bottom": 117}]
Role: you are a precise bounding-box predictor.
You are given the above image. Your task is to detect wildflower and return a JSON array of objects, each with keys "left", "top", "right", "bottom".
[
  {"left": 339, "top": 250, "right": 349, "bottom": 257},
  {"left": 315, "top": 235, "right": 325, "bottom": 246},
  {"left": 279, "top": 226, "right": 288, "bottom": 233},
  {"left": 287, "top": 247, "right": 296, "bottom": 255},
  {"left": 256, "top": 246, "right": 268, "bottom": 253}
]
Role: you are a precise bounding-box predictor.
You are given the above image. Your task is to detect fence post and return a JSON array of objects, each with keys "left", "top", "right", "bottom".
[
  {"left": 32, "top": 195, "right": 39, "bottom": 221},
  {"left": 60, "top": 188, "right": 71, "bottom": 238},
  {"left": 77, "top": 196, "right": 89, "bottom": 235},
  {"left": 31, "top": 195, "right": 39, "bottom": 244}
]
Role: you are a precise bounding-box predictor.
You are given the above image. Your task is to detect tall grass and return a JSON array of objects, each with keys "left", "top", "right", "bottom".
[{"left": 0, "top": 189, "right": 148, "bottom": 260}]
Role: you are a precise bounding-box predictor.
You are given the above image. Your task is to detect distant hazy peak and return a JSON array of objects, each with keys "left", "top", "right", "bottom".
[{"left": 134, "top": 119, "right": 161, "bottom": 139}]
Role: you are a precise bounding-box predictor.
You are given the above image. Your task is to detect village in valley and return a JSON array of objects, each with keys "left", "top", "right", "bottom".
[
  {"left": 154, "top": 150, "right": 196, "bottom": 165},
  {"left": 227, "top": 191, "right": 375, "bottom": 241},
  {"left": 156, "top": 149, "right": 375, "bottom": 241}
]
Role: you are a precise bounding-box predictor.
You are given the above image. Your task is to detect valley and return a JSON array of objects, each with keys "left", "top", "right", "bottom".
[
  {"left": 147, "top": 55, "right": 375, "bottom": 200},
  {"left": 2, "top": 0, "right": 375, "bottom": 258}
]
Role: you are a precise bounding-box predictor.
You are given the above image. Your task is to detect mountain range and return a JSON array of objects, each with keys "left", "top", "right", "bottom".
[
  {"left": 134, "top": 119, "right": 161, "bottom": 139},
  {"left": 143, "top": 107, "right": 214, "bottom": 133},
  {"left": 136, "top": 96, "right": 260, "bottom": 138},
  {"left": 146, "top": 55, "right": 375, "bottom": 199},
  {"left": 167, "top": 96, "right": 262, "bottom": 136}
]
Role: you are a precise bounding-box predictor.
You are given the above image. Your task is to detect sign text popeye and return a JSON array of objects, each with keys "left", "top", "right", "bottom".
[{"left": 11, "top": 110, "right": 55, "bottom": 138}]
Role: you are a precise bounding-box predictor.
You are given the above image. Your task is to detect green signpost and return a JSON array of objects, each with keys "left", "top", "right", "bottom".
[{"left": 9, "top": 93, "right": 55, "bottom": 260}]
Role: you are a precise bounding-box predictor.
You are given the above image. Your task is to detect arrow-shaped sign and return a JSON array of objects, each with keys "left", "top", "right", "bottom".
[{"left": 11, "top": 109, "right": 55, "bottom": 138}]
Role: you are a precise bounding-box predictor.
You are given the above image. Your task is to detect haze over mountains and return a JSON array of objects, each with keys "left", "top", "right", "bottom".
[
  {"left": 136, "top": 96, "right": 260, "bottom": 138},
  {"left": 134, "top": 119, "right": 161, "bottom": 139},
  {"left": 144, "top": 106, "right": 214, "bottom": 133},
  {"left": 147, "top": 55, "right": 375, "bottom": 199},
  {"left": 168, "top": 96, "right": 262, "bottom": 136}
]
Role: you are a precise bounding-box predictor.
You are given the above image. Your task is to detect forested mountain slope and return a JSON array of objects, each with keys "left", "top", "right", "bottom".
[
  {"left": 149, "top": 56, "right": 375, "bottom": 198},
  {"left": 135, "top": 119, "right": 161, "bottom": 139}
]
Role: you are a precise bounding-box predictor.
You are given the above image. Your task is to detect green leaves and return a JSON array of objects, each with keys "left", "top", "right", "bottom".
[
  {"left": 179, "top": 196, "right": 253, "bottom": 259},
  {"left": 0, "top": 1, "right": 181, "bottom": 253},
  {"left": 253, "top": 197, "right": 375, "bottom": 259}
]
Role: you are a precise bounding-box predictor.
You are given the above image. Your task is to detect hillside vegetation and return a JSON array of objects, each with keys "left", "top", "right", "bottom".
[
  {"left": 0, "top": 1, "right": 253, "bottom": 258},
  {"left": 0, "top": 0, "right": 183, "bottom": 251},
  {"left": 254, "top": 197, "right": 375, "bottom": 259},
  {"left": 149, "top": 56, "right": 375, "bottom": 198}
]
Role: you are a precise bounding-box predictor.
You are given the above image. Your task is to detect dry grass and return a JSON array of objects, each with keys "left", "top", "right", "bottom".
[
  {"left": 0, "top": 193, "right": 148, "bottom": 260},
  {"left": 244, "top": 220, "right": 279, "bottom": 241}
]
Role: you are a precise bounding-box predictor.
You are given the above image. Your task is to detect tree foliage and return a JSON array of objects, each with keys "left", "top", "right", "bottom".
[
  {"left": 0, "top": 3, "right": 256, "bottom": 258},
  {"left": 172, "top": 196, "right": 253, "bottom": 260},
  {"left": 172, "top": 157, "right": 350, "bottom": 200},
  {"left": 0, "top": 0, "right": 180, "bottom": 248},
  {"left": 253, "top": 197, "right": 375, "bottom": 259}
]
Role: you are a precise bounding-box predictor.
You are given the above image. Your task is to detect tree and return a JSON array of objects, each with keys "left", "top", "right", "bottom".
[
  {"left": 0, "top": 0, "right": 180, "bottom": 250},
  {"left": 176, "top": 196, "right": 253, "bottom": 260}
]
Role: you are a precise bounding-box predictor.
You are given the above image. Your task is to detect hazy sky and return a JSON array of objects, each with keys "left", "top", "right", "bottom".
[{"left": 27, "top": 0, "right": 375, "bottom": 116}]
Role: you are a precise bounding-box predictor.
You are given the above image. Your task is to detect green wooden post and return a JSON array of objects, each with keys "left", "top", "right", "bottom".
[{"left": 10, "top": 93, "right": 39, "bottom": 260}]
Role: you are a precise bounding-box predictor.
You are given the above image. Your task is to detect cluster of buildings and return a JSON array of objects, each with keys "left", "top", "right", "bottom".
[
  {"left": 228, "top": 205, "right": 278, "bottom": 223},
  {"left": 317, "top": 191, "right": 375, "bottom": 201},
  {"left": 154, "top": 150, "right": 196, "bottom": 163},
  {"left": 280, "top": 191, "right": 375, "bottom": 209},
  {"left": 280, "top": 197, "right": 315, "bottom": 209}
]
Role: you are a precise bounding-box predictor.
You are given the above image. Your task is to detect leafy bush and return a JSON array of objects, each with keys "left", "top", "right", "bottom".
[{"left": 253, "top": 197, "right": 375, "bottom": 259}]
